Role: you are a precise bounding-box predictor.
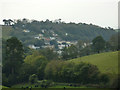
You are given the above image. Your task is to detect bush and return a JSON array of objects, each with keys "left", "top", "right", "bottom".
[
  {"left": 45, "top": 61, "right": 103, "bottom": 84},
  {"left": 40, "top": 80, "right": 54, "bottom": 88},
  {"left": 109, "top": 75, "right": 119, "bottom": 88},
  {"left": 29, "top": 74, "right": 38, "bottom": 84},
  {"left": 99, "top": 74, "right": 110, "bottom": 84}
]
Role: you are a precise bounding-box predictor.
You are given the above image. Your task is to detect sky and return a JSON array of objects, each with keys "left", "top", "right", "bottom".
[{"left": 0, "top": 0, "right": 119, "bottom": 29}]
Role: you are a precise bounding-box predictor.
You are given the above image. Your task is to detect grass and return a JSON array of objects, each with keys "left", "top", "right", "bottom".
[
  {"left": 68, "top": 51, "right": 119, "bottom": 75},
  {"left": 50, "top": 85, "right": 87, "bottom": 88},
  {"left": 0, "top": 85, "right": 8, "bottom": 88},
  {"left": 11, "top": 83, "right": 41, "bottom": 88},
  {"left": 11, "top": 83, "right": 87, "bottom": 88}
]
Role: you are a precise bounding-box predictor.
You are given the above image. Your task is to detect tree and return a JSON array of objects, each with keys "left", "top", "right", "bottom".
[
  {"left": 39, "top": 48, "right": 58, "bottom": 60},
  {"left": 18, "top": 63, "right": 36, "bottom": 83},
  {"left": 76, "top": 40, "right": 84, "bottom": 51},
  {"left": 24, "top": 51, "right": 48, "bottom": 80},
  {"left": 44, "top": 61, "right": 104, "bottom": 84},
  {"left": 24, "top": 51, "right": 47, "bottom": 68},
  {"left": 8, "top": 19, "right": 13, "bottom": 25},
  {"left": 2, "top": 37, "right": 24, "bottom": 86},
  {"left": 3, "top": 37, "right": 24, "bottom": 75},
  {"left": 44, "top": 60, "right": 65, "bottom": 81},
  {"left": 3, "top": 19, "right": 13, "bottom": 25},
  {"left": 37, "top": 61, "right": 48, "bottom": 80},
  {"left": 62, "top": 45, "right": 78, "bottom": 60},
  {"left": 3, "top": 19, "right": 7, "bottom": 25},
  {"left": 92, "top": 36, "right": 106, "bottom": 53}
]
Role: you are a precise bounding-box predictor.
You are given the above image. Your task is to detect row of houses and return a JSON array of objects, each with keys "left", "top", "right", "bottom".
[{"left": 25, "top": 29, "right": 91, "bottom": 55}]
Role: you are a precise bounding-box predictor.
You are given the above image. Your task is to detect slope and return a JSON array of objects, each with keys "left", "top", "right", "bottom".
[{"left": 69, "top": 51, "right": 119, "bottom": 75}]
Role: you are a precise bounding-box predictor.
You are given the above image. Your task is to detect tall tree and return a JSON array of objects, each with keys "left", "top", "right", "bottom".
[
  {"left": 3, "top": 37, "right": 24, "bottom": 76},
  {"left": 92, "top": 36, "right": 106, "bottom": 53}
]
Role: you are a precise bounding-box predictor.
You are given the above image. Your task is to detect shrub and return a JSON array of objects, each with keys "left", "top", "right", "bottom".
[
  {"left": 40, "top": 80, "right": 53, "bottom": 88},
  {"left": 45, "top": 61, "right": 102, "bottom": 84},
  {"left": 29, "top": 74, "right": 38, "bottom": 84},
  {"left": 99, "top": 74, "right": 110, "bottom": 84}
]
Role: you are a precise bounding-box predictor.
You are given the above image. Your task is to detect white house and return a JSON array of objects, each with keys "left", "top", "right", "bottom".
[
  {"left": 23, "top": 29, "right": 30, "bottom": 33},
  {"left": 28, "top": 45, "right": 40, "bottom": 49},
  {"left": 50, "top": 37, "right": 56, "bottom": 40}
]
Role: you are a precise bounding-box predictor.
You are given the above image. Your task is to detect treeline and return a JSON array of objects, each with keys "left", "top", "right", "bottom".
[
  {"left": 45, "top": 60, "right": 109, "bottom": 84},
  {"left": 2, "top": 36, "right": 119, "bottom": 88},
  {"left": 2, "top": 18, "right": 116, "bottom": 42}
]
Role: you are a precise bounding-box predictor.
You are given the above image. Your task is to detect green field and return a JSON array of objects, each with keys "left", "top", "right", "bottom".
[
  {"left": 11, "top": 83, "right": 87, "bottom": 88},
  {"left": 0, "top": 85, "right": 8, "bottom": 88},
  {"left": 68, "top": 51, "right": 119, "bottom": 75}
]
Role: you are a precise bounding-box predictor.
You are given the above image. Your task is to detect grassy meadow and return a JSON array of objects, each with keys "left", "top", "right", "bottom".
[{"left": 68, "top": 51, "right": 118, "bottom": 75}]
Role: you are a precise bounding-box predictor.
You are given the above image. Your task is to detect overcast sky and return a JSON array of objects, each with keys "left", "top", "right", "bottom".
[{"left": 0, "top": 0, "right": 119, "bottom": 29}]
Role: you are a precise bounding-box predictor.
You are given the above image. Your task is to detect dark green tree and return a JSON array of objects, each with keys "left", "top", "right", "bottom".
[
  {"left": 39, "top": 48, "right": 58, "bottom": 60},
  {"left": 2, "top": 37, "right": 24, "bottom": 86},
  {"left": 92, "top": 36, "right": 106, "bottom": 53},
  {"left": 3, "top": 37, "right": 24, "bottom": 76},
  {"left": 18, "top": 63, "right": 36, "bottom": 83},
  {"left": 62, "top": 45, "right": 78, "bottom": 60}
]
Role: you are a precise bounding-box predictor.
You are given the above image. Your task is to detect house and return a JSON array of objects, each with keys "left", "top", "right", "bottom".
[
  {"left": 34, "top": 34, "right": 44, "bottom": 40},
  {"left": 41, "top": 29, "right": 46, "bottom": 33},
  {"left": 41, "top": 45, "right": 54, "bottom": 49},
  {"left": 28, "top": 45, "right": 40, "bottom": 49},
  {"left": 34, "top": 36, "right": 40, "bottom": 39},
  {"left": 65, "top": 33, "right": 68, "bottom": 36},
  {"left": 50, "top": 37, "right": 56, "bottom": 40},
  {"left": 23, "top": 29, "right": 30, "bottom": 33},
  {"left": 53, "top": 33, "right": 58, "bottom": 37},
  {"left": 39, "top": 34, "right": 43, "bottom": 37}
]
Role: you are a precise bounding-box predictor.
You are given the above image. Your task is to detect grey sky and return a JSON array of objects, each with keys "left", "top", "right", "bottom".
[{"left": 0, "top": 0, "right": 119, "bottom": 29}]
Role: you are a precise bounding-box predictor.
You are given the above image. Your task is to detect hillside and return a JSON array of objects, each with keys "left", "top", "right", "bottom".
[
  {"left": 2, "top": 20, "right": 117, "bottom": 45},
  {"left": 68, "top": 51, "right": 118, "bottom": 75}
]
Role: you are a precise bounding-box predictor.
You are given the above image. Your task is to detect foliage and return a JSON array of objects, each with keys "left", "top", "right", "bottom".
[
  {"left": 24, "top": 51, "right": 47, "bottom": 67},
  {"left": 92, "top": 36, "right": 106, "bottom": 53},
  {"left": 2, "top": 37, "right": 24, "bottom": 86},
  {"left": 24, "top": 51, "right": 48, "bottom": 80},
  {"left": 2, "top": 19, "right": 116, "bottom": 47},
  {"left": 45, "top": 60, "right": 107, "bottom": 84},
  {"left": 44, "top": 60, "right": 64, "bottom": 81},
  {"left": 29, "top": 74, "right": 38, "bottom": 84},
  {"left": 39, "top": 48, "right": 58, "bottom": 60},
  {"left": 109, "top": 75, "right": 120, "bottom": 88},
  {"left": 37, "top": 61, "right": 48, "bottom": 80},
  {"left": 62, "top": 45, "right": 78, "bottom": 60},
  {"left": 40, "top": 80, "right": 53, "bottom": 87},
  {"left": 69, "top": 51, "right": 118, "bottom": 74},
  {"left": 18, "top": 63, "right": 36, "bottom": 83}
]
